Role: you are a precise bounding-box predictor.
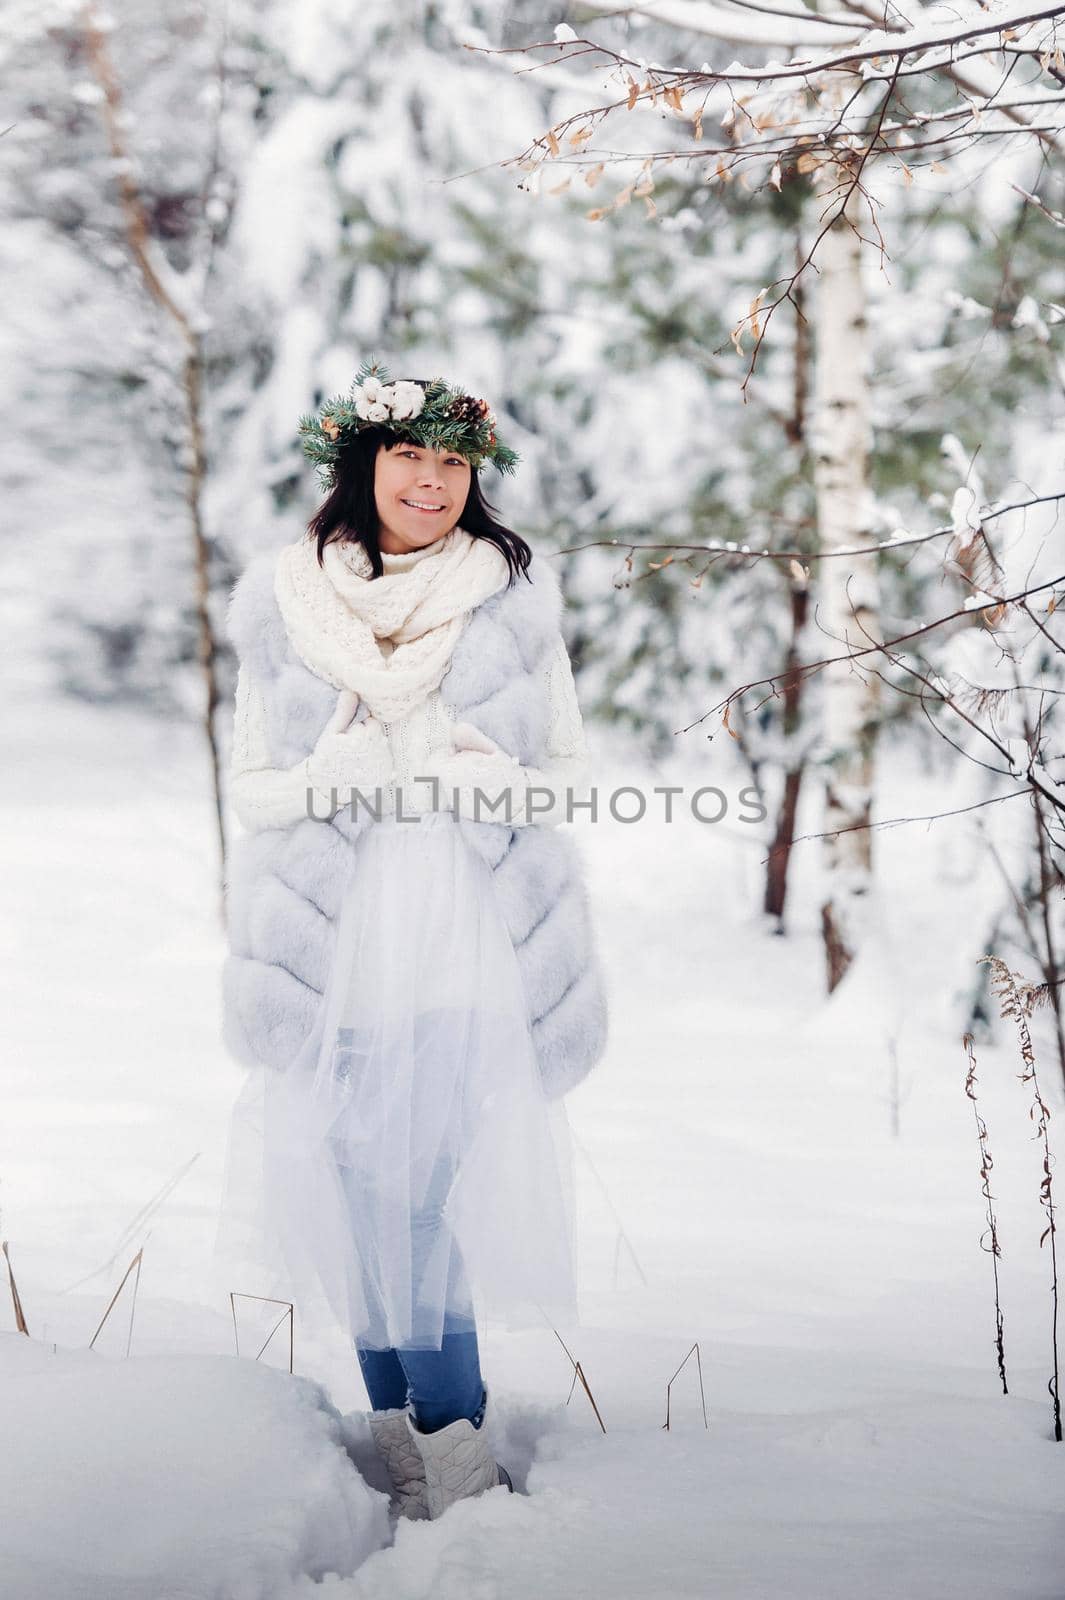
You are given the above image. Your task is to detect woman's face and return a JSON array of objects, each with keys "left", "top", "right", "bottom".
[{"left": 374, "top": 441, "right": 473, "bottom": 553}]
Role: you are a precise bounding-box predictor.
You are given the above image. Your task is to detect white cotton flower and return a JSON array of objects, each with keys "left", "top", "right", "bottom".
[
  {"left": 364, "top": 401, "right": 390, "bottom": 422},
  {"left": 388, "top": 381, "right": 426, "bottom": 421},
  {"left": 353, "top": 377, "right": 388, "bottom": 417}
]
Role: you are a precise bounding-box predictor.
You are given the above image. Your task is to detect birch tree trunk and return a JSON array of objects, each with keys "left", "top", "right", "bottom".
[{"left": 812, "top": 180, "right": 881, "bottom": 991}]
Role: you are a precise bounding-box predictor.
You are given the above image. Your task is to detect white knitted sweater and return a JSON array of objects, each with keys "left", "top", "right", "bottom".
[{"left": 230, "top": 540, "right": 591, "bottom": 832}]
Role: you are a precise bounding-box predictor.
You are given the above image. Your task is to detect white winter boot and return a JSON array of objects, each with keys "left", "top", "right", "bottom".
[
  {"left": 367, "top": 1407, "right": 430, "bottom": 1521},
  {"left": 404, "top": 1386, "right": 514, "bottom": 1519}
]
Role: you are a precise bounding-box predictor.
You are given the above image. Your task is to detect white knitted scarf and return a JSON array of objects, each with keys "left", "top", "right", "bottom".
[{"left": 273, "top": 526, "right": 510, "bottom": 721}]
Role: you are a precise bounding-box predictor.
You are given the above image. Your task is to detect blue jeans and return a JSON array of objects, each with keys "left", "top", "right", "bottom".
[
  {"left": 348, "top": 1090, "right": 486, "bottom": 1434},
  {"left": 355, "top": 1228, "right": 486, "bottom": 1432},
  {"left": 356, "top": 1308, "right": 486, "bottom": 1433}
]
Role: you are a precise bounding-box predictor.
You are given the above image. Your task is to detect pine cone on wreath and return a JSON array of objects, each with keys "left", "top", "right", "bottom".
[{"left": 448, "top": 394, "right": 491, "bottom": 426}]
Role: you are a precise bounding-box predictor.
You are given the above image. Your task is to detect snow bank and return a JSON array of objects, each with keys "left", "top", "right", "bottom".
[
  {"left": 335, "top": 1381, "right": 1065, "bottom": 1600},
  {"left": 0, "top": 1334, "right": 390, "bottom": 1600}
]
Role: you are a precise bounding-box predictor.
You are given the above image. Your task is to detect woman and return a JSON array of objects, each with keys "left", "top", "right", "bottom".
[{"left": 219, "top": 362, "right": 609, "bottom": 1522}]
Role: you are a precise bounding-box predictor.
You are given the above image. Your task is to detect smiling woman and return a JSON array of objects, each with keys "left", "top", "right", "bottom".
[{"left": 218, "top": 368, "right": 608, "bottom": 1523}]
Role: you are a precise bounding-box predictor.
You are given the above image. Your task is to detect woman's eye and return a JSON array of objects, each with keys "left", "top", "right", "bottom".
[{"left": 402, "top": 449, "right": 464, "bottom": 467}]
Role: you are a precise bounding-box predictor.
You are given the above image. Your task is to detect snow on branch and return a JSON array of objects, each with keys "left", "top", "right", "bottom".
[
  {"left": 576, "top": 0, "right": 869, "bottom": 49},
  {"left": 467, "top": 0, "right": 1064, "bottom": 386}
]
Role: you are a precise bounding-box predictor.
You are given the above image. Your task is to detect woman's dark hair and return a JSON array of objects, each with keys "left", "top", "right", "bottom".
[{"left": 305, "top": 382, "right": 531, "bottom": 585}]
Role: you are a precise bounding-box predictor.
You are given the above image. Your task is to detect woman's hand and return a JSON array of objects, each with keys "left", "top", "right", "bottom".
[
  {"left": 431, "top": 719, "right": 522, "bottom": 782},
  {"left": 420, "top": 722, "right": 529, "bottom": 820},
  {"left": 306, "top": 690, "right": 392, "bottom": 795},
  {"left": 449, "top": 720, "right": 516, "bottom": 760}
]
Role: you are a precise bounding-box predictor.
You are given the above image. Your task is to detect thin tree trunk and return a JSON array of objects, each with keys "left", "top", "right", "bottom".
[
  {"left": 183, "top": 341, "right": 227, "bottom": 893},
  {"left": 765, "top": 230, "right": 813, "bottom": 923},
  {"left": 812, "top": 181, "right": 881, "bottom": 991},
  {"left": 1027, "top": 763, "right": 1065, "bottom": 1094},
  {"left": 83, "top": 3, "right": 228, "bottom": 908},
  {"left": 764, "top": 579, "right": 810, "bottom": 922}
]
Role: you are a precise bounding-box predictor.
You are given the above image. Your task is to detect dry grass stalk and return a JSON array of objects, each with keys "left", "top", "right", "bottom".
[
  {"left": 983, "top": 956, "right": 1061, "bottom": 1442},
  {"left": 569, "top": 1127, "right": 648, "bottom": 1288},
  {"left": 552, "top": 1327, "right": 607, "bottom": 1433},
  {"left": 2, "top": 1240, "right": 30, "bottom": 1335},
  {"left": 88, "top": 1247, "right": 143, "bottom": 1356},
  {"left": 63, "top": 1153, "right": 200, "bottom": 1294},
  {"left": 229, "top": 1291, "right": 294, "bottom": 1374},
  {"left": 663, "top": 1341, "right": 710, "bottom": 1431},
  {"left": 963, "top": 1032, "right": 1008, "bottom": 1394}
]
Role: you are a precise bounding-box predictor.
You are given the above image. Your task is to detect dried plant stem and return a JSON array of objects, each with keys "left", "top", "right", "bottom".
[
  {"left": 963, "top": 1033, "right": 1008, "bottom": 1395},
  {"left": 2, "top": 1240, "right": 30, "bottom": 1336},
  {"left": 569, "top": 1126, "right": 648, "bottom": 1287},
  {"left": 230, "top": 1292, "right": 294, "bottom": 1374},
  {"left": 89, "top": 1247, "right": 143, "bottom": 1357},
  {"left": 63, "top": 1153, "right": 201, "bottom": 1294},
  {"left": 984, "top": 957, "right": 1061, "bottom": 1442},
  {"left": 663, "top": 1341, "right": 710, "bottom": 1431},
  {"left": 552, "top": 1327, "right": 607, "bottom": 1433}
]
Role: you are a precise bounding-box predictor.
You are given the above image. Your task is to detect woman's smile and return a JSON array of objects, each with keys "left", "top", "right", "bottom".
[{"left": 399, "top": 496, "right": 447, "bottom": 515}]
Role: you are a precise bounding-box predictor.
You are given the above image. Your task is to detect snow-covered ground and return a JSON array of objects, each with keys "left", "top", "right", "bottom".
[{"left": 2, "top": 695, "right": 1063, "bottom": 1598}]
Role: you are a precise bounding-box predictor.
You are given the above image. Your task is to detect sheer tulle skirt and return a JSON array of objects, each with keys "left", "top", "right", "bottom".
[{"left": 213, "top": 809, "right": 579, "bottom": 1351}]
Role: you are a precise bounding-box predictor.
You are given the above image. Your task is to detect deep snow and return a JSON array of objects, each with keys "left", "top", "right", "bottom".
[{"left": 1, "top": 695, "right": 1063, "bottom": 1597}]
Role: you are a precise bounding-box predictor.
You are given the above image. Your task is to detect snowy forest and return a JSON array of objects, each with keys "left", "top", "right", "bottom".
[{"left": 3, "top": 0, "right": 1065, "bottom": 1594}]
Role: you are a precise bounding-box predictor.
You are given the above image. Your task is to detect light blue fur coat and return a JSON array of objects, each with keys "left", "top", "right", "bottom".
[{"left": 222, "top": 544, "right": 609, "bottom": 1099}]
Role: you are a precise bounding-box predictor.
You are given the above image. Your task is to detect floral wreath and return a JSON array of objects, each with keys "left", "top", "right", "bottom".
[{"left": 298, "top": 357, "right": 520, "bottom": 489}]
